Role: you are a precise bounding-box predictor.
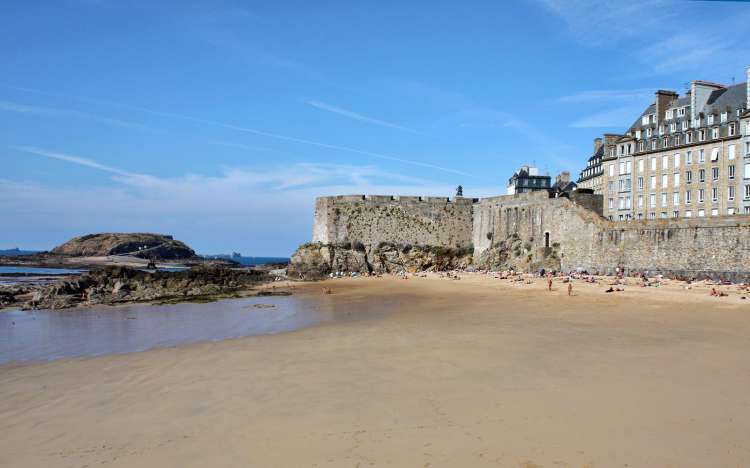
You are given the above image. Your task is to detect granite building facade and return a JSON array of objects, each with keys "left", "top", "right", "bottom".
[{"left": 591, "top": 68, "right": 749, "bottom": 221}]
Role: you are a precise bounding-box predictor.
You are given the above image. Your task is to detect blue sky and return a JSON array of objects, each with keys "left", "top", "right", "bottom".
[{"left": 2, "top": 0, "right": 749, "bottom": 255}]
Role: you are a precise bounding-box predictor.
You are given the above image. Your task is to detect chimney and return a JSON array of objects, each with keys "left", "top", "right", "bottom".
[
  {"left": 594, "top": 137, "right": 602, "bottom": 154},
  {"left": 556, "top": 171, "right": 570, "bottom": 185},
  {"left": 690, "top": 80, "right": 724, "bottom": 123},
  {"left": 655, "top": 90, "right": 677, "bottom": 124}
]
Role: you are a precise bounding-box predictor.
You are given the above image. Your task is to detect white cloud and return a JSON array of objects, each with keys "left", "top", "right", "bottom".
[
  {"left": 0, "top": 100, "right": 157, "bottom": 132},
  {"left": 305, "top": 99, "right": 423, "bottom": 135},
  {"left": 537, "top": 0, "right": 750, "bottom": 76},
  {"left": 1, "top": 84, "right": 472, "bottom": 178},
  {"left": 0, "top": 146, "right": 499, "bottom": 254}
]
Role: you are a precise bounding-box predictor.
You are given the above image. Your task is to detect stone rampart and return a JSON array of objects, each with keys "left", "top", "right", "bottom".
[
  {"left": 303, "top": 191, "right": 750, "bottom": 281},
  {"left": 312, "top": 195, "right": 476, "bottom": 249}
]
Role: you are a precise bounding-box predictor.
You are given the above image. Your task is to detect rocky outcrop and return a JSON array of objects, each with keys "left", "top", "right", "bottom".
[
  {"left": 17, "top": 266, "right": 270, "bottom": 310},
  {"left": 474, "top": 232, "right": 561, "bottom": 272},
  {"left": 288, "top": 242, "right": 473, "bottom": 279},
  {"left": 51, "top": 233, "right": 196, "bottom": 259}
]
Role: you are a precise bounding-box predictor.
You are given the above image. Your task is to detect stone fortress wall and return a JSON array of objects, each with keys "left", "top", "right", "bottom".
[
  {"left": 312, "top": 195, "right": 475, "bottom": 249},
  {"left": 307, "top": 192, "right": 750, "bottom": 280}
]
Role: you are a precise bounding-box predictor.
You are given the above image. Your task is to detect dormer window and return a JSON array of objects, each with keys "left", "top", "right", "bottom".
[
  {"left": 686, "top": 131, "right": 693, "bottom": 143},
  {"left": 721, "top": 112, "right": 728, "bottom": 123},
  {"left": 662, "top": 137, "right": 669, "bottom": 147},
  {"left": 639, "top": 141, "right": 645, "bottom": 151},
  {"left": 699, "top": 129, "right": 706, "bottom": 141},
  {"left": 674, "top": 135, "right": 680, "bottom": 146},
  {"left": 670, "top": 123, "right": 676, "bottom": 133},
  {"left": 666, "top": 109, "right": 673, "bottom": 120},
  {"left": 681, "top": 121, "right": 688, "bottom": 131},
  {"left": 635, "top": 130, "right": 641, "bottom": 139},
  {"left": 678, "top": 107, "right": 686, "bottom": 117},
  {"left": 646, "top": 128, "right": 653, "bottom": 137},
  {"left": 708, "top": 114, "right": 715, "bottom": 125},
  {"left": 711, "top": 127, "right": 719, "bottom": 139},
  {"left": 651, "top": 140, "right": 657, "bottom": 150},
  {"left": 729, "top": 123, "right": 736, "bottom": 137}
]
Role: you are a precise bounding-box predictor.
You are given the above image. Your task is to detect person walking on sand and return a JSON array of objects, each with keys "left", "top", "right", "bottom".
[
  {"left": 567, "top": 281, "right": 572, "bottom": 296},
  {"left": 547, "top": 274, "right": 553, "bottom": 291}
]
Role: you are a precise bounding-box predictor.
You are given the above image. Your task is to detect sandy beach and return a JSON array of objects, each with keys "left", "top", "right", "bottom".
[{"left": 2, "top": 274, "right": 750, "bottom": 467}]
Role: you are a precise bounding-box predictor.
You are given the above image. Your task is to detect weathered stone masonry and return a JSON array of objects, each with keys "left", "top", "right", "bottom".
[{"left": 298, "top": 192, "right": 750, "bottom": 280}]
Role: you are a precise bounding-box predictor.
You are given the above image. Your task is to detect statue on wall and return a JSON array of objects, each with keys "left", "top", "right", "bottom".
[{"left": 456, "top": 185, "right": 463, "bottom": 197}]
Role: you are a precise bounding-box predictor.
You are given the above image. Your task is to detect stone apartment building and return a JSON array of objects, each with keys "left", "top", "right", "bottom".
[
  {"left": 506, "top": 165, "right": 551, "bottom": 194},
  {"left": 576, "top": 138, "right": 604, "bottom": 194},
  {"left": 594, "top": 68, "right": 749, "bottom": 221}
]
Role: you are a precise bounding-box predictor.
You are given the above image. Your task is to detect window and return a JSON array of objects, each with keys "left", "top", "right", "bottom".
[
  {"left": 651, "top": 140, "right": 657, "bottom": 150},
  {"left": 711, "top": 208, "right": 718, "bottom": 216},
  {"left": 662, "top": 174, "right": 668, "bottom": 187},
  {"left": 746, "top": 207, "right": 750, "bottom": 215},
  {"left": 626, "top": 196, "right": 631, "bottom": 209},
  {"left": 699, "top": 129, "right": 706, "bottom": 141},
  {"left": 650, "top": 157, "right": 657, "bottom": 171},
  {"left": 745, "top": 185, "right": 750, "bottom": 200},
  {"left": 670, "top": 122, "right": 676, "bottom": 132},
  {"left": 699, "top": 149, "right": 705, "bottom": 163},
  {"left": 745, "top": 163, "right": 750, "bottom": 179},
  {"left": 686, "top": 170, "right": 692, "bottom": 184},
  {"left": 608, "top": 198, "right": 614, "bottom": 209},
  {"left": 666, "top": 109, "right": 673, "bottom": 120},
  {"left": 661, "top": 192, "right": 667, "bottom": 206},
  {"left": 699, "top": 169, "right": 705, "bottom": 182},
  {"left": 619, "top": 161, "right": 625, "bottom": 176},
  {"left": 721, "top": 112, "right": 728, "bottom": 123},
  {"left": 619, "top": 179, "right": 624, "bottom": 191},
  {"left": 638, "top": 195, "right": 643, "bottom": 207},
  {"left": 728, "top": 144, "right": 735, "bottom": 160},
  {"left": 746, "top": 142, "right": 750, "bottom": 156},
  {"left": 686, "top": 151, "right": 692, "bottom": 165},
  {"left": 728, "top": 186, "right": 735, "bottom": 201},
  {"left": 710, "top": 147, "right": 720, "bottom": 162},
  {"left": 686, "top": 190, "right": 692, "bottom": 204},
  {"left": 649, "top": 212, "right": 656, "bottom": 219},
  {"left": 626, "top": 160, "right": 632, "bottom": 174},
  {"left": 712, "top": 187, "right": 718, "bottom": 202},
  {"left": 699, "top": 189, "right": 705, "bottom": 202},
  {"left": 638, "top": 159, "right": 644, "bottom": 173},
  {"left": 678, "top": 107, "right": 686, "bottom": 117},
  {"left": 711, "top": 127, "right": 719, "bottom": 139},
  {"left": 662, "top": 155, "right": 668, "bottom": 168},
  {"left": 647, "top": 127, "right": 653, "bottom": 137},
  {"left": 660, "top": 211, "right": 668, "bottom": 219},
  {"left": 638, "top": 213, "right": 643, "bottom": 219},
  {"left": 639, "top": 141, "right": 645, "bottom": 151},
  {"left": 637, "top": 177, "right": 644, "bottom": 190},
  {"left": 650, "top": 175, "right": 656, "bottom": 189},
  {"left": 642, "top": 115, "right": 649, "bottom": 126},
  {"left": 698, "top": 209, "right": 705, "bottom": 217},
  {"left": 674, "top": 135, "right": 680, "bottom": 146},
  {"left": 708, "top": 114, "right": 715, "bottom": 125},
  {"left": 618, "top": 197, "right": 624, "bottom": 209},
  {"left": 608, "top": 181, "right": 614, "bottom": 192},
  {"left": 674, "top": 153, "right": 680, "bottom": 168},
  {"left": 682, "top": 120, "right": 688, "bottom": 131},
  {"left": 686, "top": 132, "right": 693, "bottom": 143},
  {"left": 729, "top": 123, "right": 736, "bottom": 136},
  {"left": 712, "top": 167, "right": 719, "bottom": 180},
  {"left": 685, "top": 210, "right": 692, "bottom": 217},
  {"left": 673, "top": 192, "right": 679, "bottom": 205},
  {"left": 608, "top": 164, "right": 614, "bottom": 177},
  {"left": 649, "top": 193, "right": 656, "bottom": 208},
  {"left": 729, "top": 165, "right": 735, "bottom": 179},
  {"left": 673, "top": 210, "right": 679, "bottom": 218},
  {"left": 728, "top": 207, "right": 735, "bottom": 215},
  {"left": 674, "top": 173, "right": 680, "bottom": 186},
  {"left": 662, "top": 137, "right": 669, "bottom": 147}
]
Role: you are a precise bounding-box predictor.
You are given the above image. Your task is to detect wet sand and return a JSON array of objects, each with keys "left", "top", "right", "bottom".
[{"left": 2, "top": 274, "right": 750, "bottom": 467}]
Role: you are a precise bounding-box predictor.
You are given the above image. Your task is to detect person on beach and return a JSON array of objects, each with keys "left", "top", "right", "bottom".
[
  {"left": 567, "top": 281, "right": 572, "bottom": 296},
  {"left": 547, "top": 274, "right": 553, "bottom": 291}
]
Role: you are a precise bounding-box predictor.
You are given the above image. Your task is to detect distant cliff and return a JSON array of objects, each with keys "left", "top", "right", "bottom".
[{"left": 51, "top": 233, "right": 196, "bottom": 260}]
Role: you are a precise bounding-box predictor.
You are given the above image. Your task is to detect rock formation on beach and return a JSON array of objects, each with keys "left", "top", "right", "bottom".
[
  {"left": 2, "top": 266, "right": 273, "bottom": 310},
  {"left": 288, "top": 242, "right": 473, "bottom": 279},
  {"left": 51, "top": 233, "right": 196, "bottom": 259}
]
